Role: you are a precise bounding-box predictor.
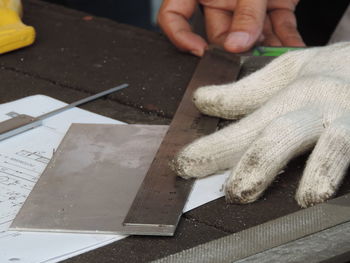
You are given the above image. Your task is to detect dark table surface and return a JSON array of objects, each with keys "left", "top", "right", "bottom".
[{"left": 2, "top": 1, "right": 350, "bottom": 262}]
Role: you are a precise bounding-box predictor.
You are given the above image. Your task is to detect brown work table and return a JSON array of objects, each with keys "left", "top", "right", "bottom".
[{"left": 1, "top": 1, "right": 349, "bottom": 262}]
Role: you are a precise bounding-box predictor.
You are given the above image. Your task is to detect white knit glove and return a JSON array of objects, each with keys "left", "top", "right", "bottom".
[{"left": 171, "top": 42, "right": 350, "bottom": 208}]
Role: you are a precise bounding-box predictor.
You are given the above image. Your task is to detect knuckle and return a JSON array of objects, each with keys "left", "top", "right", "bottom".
[
  {"left": 236, "top": 7, "right": 261, "bottom": 25},
  {"left": 157, "top": 12, "right": 176, "bottom": 29},
  {"left": 157, "top": 15, "right": 167, "bottom": 28},
  {"left": 156, "top": 11, "right": 167, "bottom": 25}
]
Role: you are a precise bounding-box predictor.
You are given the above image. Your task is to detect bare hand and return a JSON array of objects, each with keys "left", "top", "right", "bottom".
[{"left": 158, "top": 0, "right": 305, "bottom": 56}]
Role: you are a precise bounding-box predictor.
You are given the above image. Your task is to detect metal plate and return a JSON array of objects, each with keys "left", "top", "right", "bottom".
[
  {"left": 10, "top": 124, "right": 168, "bottom": 234},
  {"left": 122, "top": 47, "right": 242, "bottom": 236}
]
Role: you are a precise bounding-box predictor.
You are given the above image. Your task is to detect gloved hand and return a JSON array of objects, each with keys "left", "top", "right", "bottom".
[{"left": 171, "top": 42, "right": 350, "bottom": 207}]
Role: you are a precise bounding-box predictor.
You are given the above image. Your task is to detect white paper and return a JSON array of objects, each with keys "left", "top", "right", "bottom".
[{"left": 0, "top": 95, "right": 227, "bottom": 263}]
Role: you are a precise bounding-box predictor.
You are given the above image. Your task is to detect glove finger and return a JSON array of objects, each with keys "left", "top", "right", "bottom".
[
  {"left": 296, "top": 115, "right": 350, "bottom": 208},
  {"left": 193, "top": 49, "right": 315, "bottom": 119},
  {"left": 225, "top": 107, "right": 323, "bottom": 204},
  {"left": 172, "top": 99, "right": 303, "bottom": 179}
]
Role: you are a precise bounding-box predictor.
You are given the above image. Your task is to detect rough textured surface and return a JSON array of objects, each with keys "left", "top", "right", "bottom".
[
  {"left": 0, "top": 69, "right": 167, "bottom": 125},
  {"left": 1, "top": 1, "right": 349, "bottom": 262},
  {"left": 5, "top": 0, "right": 199, "bottom": 119},
  {"left": 66, "top": 217, "right": 228, "bottom": 263}
]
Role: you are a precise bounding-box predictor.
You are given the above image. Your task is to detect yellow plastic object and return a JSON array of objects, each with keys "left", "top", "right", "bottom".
[
  {"left": 0, "top": 0, "right": 23, "bottom": 14},
  {"left": 0, "top": 5, "right": 35, "bottom": 54}
]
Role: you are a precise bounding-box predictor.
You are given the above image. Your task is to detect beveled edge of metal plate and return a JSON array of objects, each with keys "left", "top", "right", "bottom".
[{"left": 10, "top": 224, "right": 176, "bottom": 237}]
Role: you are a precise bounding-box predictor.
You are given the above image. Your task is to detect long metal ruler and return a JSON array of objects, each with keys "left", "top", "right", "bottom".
[
  {"left": 122, "top": 47, "right": 241, "bottom": 236},
  {"left": 153, "top": 193, "right": 350, "bottom": 262}
]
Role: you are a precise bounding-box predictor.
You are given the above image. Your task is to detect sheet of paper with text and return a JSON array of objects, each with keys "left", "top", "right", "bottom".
[{"left": 0, "top": 95, "right": 228, "bottom": 262}]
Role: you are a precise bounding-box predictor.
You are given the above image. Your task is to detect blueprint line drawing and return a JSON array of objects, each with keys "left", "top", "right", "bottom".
[
  {"left": 16, "top": 150, "right": 50, "bottom": 164},
  {"left": 0, "top": 150, "right": 48, "bottom": 231}
]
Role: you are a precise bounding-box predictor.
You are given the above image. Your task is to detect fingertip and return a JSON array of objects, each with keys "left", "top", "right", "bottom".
[
  {"left": 172, "top": 31, "right": 208, "bottom": 56},
  {"left": 190, "top": 47, "right": 206, "bottom": 57},
  {"left": 223, "top": 31, "right": 254, "bottom": 53},
  {"left": 224, "top": 0, "right": 267, "bottom": 52}
]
